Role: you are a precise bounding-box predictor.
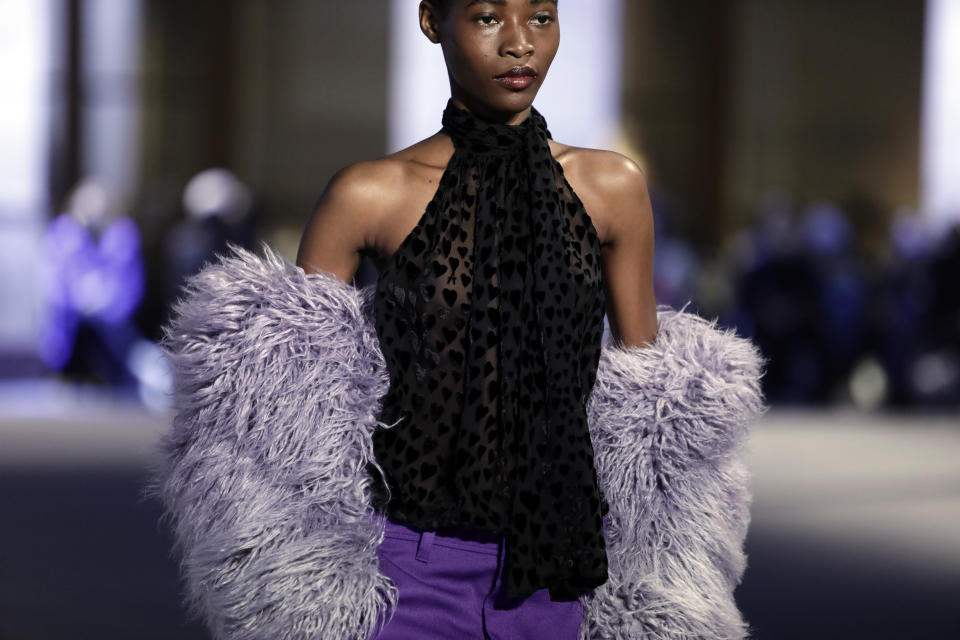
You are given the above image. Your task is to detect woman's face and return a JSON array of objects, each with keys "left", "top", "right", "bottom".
[{"left": 421, "top": 0, "right": 560, "bottom": 124}]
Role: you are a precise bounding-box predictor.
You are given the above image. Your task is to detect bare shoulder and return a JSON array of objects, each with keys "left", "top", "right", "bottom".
[
  {"left": 297, "top": 134, "right": 451, "bottom": 282},
  {"left": 296, "top": 157, "right": 406, "bottom": 282},
  {"left": 319, "top": 157, "right": 407, "bottom": 224},
  {"left": 552, "top": 143, "right": 650, "bottom": 247}
]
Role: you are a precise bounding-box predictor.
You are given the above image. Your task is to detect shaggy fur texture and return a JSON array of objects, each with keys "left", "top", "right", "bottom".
[
  {"left": 147, "top": 243, "right": 767, "bottom": 640},
  {"left": 582, "top": 304, "right": 767, "bottom": 639}
]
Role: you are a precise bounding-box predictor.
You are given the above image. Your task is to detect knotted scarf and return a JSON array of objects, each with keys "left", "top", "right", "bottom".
[{"left": 372, "top": 97, "right": 609, "bottom": 600}]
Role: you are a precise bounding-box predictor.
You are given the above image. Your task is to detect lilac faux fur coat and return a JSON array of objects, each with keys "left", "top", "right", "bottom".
[{"left": 148, "top": 243, "right": 767, "bottom": 640}]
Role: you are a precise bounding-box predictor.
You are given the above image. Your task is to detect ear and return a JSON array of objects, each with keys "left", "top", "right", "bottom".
[{"left": 419, "top": 0, "right": 443, "bottom": 44}]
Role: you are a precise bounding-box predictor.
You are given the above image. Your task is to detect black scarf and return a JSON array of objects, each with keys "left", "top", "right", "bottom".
[{"left": 372, "top": 97, "right": 609, "bottom": 601}]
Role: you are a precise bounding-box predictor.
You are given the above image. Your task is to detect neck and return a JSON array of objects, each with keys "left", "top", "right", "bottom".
[{"left": 449, "top": 94, "right": 532, "bottom": 126}]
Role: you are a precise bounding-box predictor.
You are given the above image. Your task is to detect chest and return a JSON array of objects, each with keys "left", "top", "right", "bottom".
[
  {"left": 371, "top": 150, "right": 607, "bottom": 401},
  {"left": 374, "top": 153, "right": 609, "bottom": 274}
]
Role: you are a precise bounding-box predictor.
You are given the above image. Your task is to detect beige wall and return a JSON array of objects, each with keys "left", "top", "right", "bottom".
[
  {"left": 621, "top": 0, "right": 924, "bottom": 249},
  {"left": 139, "top": 1, "right": 925, "bottom": 255},
  {"left": 232, "top": 0, "right": 389, "bottom": 225},
  {"left": 139, "top": 0, "right": 389, "bottom": 247},
  {"left": 725, "top": 0, "right": 923, "bottom": 226}
]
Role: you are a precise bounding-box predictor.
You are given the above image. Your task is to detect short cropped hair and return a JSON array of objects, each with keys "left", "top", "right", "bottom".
[{"left": 427, "top": 0, "right": 453, "bottom": 19}]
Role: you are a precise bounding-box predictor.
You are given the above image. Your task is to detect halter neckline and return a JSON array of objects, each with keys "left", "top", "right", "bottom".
[{"left": 440, "top": 98, "right": 552, "bottom": 156}]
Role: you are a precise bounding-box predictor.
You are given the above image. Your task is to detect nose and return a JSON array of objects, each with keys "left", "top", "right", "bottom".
[{"left": 500, "top": 20, "right": 534, "bottom": 58}]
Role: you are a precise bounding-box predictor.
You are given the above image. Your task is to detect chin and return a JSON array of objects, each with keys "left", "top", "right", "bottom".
[
  {"left": 452, "top": 78, "right": 542, "bottom": 118},
  {"left": 484, "top": 88, "right": 539, "bottom": 113}
]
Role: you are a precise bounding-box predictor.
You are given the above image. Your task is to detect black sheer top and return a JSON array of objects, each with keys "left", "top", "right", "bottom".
[{"left": 369, "top": 98, "right": 609, "bottom": 601}]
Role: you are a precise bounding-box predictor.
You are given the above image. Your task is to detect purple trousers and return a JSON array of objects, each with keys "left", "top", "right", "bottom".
[{"left": 371, "top": 516, "right": 584, "bottom": 640}]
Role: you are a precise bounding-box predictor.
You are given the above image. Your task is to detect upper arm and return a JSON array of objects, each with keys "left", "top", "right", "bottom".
[
  {"left": 295, "top": 161, "right": 391, "bottom": 284},
  {"left": 595, "top": 152, "right": 658, "bottom": 348}
]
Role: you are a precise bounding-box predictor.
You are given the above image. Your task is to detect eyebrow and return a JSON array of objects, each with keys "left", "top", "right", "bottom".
[{"left": 465, "top": 0, "right": 558, "bottom": 8}]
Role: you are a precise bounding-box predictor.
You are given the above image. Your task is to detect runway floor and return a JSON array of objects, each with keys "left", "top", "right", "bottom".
[{"left": 1, "top": 380, "right": 957, "bottom": 639}]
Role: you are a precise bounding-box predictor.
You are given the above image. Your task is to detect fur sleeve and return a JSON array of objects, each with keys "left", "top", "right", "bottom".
[
  {"left": 582, "top": 305, "right": 768, "bottom": 640},
  {"left": 145, "top": 243, "right": 397, "bottom": 640}
]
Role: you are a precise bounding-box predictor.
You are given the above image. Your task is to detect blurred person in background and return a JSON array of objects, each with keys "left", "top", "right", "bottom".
[
  {"left": 799, "top": 200, "right": 869, "bottom": 402},
  {"left": 648, "top": 188, "right": 701, "bottom": 311},
  {"left": 162, "top": 167, "right": 256, "bottom": 312},
  {"left": 874, "top": 209, "right": 937, "bottom": 406},
  {"left": 731, "top": 193, "right": 822, "bottom": 404},
  {"left": 37, "top": 178, "right": 145, "bottom": 393},
  {"left": 914, "top": 220, "right": 960, "bottom": 405}
]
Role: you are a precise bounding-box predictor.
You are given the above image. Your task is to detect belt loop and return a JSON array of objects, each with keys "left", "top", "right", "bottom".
[{"left": 416, "top": 530, "right": 436, "bottom": 563}]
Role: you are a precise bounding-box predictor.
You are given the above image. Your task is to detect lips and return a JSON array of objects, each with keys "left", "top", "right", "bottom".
[{"left": 495, "top": 65, "right": 537, "bottom": 79}]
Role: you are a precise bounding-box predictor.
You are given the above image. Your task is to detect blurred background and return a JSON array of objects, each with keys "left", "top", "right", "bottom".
[{"left": 0, "top": 0, "right": 957, "bottom": 638}]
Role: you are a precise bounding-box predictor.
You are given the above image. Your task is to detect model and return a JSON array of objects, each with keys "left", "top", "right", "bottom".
[{"left": 149, "top": 1, "right": 768, "bottom": 639}]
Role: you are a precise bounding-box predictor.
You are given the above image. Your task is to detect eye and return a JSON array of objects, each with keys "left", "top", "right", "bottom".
[
  {"left": 532, "top": 13, "right": 555, "bottom": 25},
  {"left": 473, "top": 14, "right": 498, "bottom": 26}
]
